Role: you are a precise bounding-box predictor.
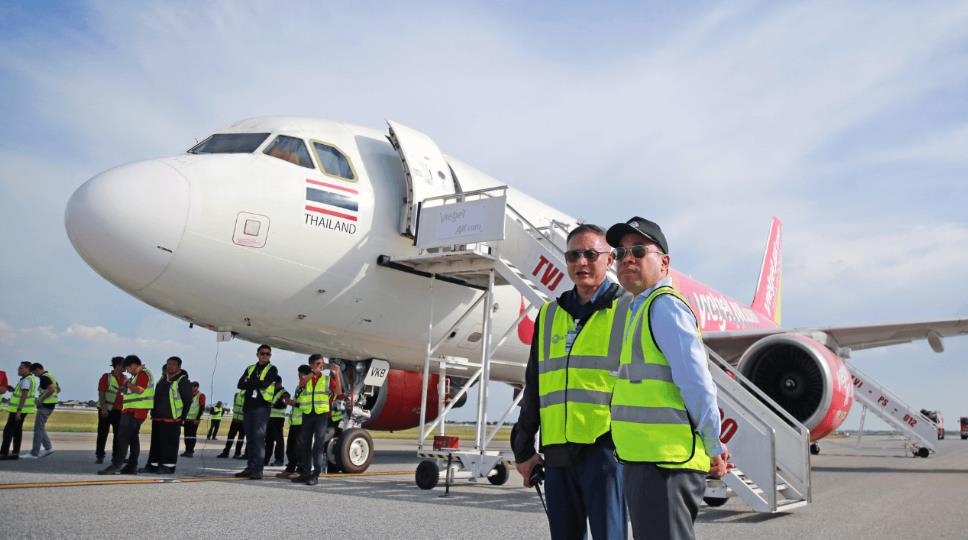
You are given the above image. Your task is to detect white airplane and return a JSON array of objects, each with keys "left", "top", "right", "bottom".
[{"left": 65, "top": 116, "right": 968, "bottom": 475}]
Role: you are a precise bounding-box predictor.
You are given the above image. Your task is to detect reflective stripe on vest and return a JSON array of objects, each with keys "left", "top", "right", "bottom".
[
  {"left": 536, "top": 291, "right": 631, "bottom": 446},
  {"left": 104, "top": 373, "right": 121, "bottom": 410},
  {"left": 168, "top": 374, "right": 187, "bottom": 418},
  {"left": 211, "top": 406, "right": 223, "bottom": 420},
  {"left": 611, "top": 286, "right": 710, "bottom": 471},
  {"left": 298, "top": 375, "right": 330, "bottom": 414},
  {"left": 245, "top": 364, "right": 276, "bottom": 402},
  {"left": 11, "top": 375, "right": 38, "bottom": 414},
  {"left": 233, "top": 390, "right": 245, "bottom": 421},
  {"left": 188, "top": 393, "right": 202, "bottom": 420},
  {"left": 41, "top": 372, "right": 59, "bottom": 405},
  {"left": 270, "top": 388, "right": 287, "bottom": 418},
  {"left": 123, "top": 368, "right": 155, "bottom": 410}
]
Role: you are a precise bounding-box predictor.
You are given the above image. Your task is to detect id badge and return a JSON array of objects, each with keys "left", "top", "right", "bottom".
[
  {"left": 251, "top": 390, "right": 258, "bottom": 398},
  {"left": 565, "top": 330, "right": 577, "bottom": 352}
]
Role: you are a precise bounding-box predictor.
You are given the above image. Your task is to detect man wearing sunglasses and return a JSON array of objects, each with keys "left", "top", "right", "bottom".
[
  {"left": 512, "top": 224, "right": 630, "bottom": 540},
  {"left": 234, "top": 344, "right": 278, "bottom": 480},
  {"left": 605, "top": 217, "right": 730, "bottom": 540}
]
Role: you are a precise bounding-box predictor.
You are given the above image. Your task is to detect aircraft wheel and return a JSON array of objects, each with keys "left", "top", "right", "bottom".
[
  {"left": 487, "top": 462, "right": 509, "bottom": 486},
  {"left": 917, "top": 447, "right": 930, "bottom": 458},
  {"left": 326, "top": 437, "right": 343, "bottom": 473},
  {"left": 416, "top": 460, "right": 439, "bottom": 490},
  {"left": 338, "top": 428, "right": 374, "bottom": 474},
  {"left": 810, "top": 443, "right": 821, "bottom": 455},
  {"left": 703, "top": 496, "right": 729, "bottom": 507}
]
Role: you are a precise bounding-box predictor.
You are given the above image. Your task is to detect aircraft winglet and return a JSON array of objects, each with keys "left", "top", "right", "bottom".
[{"left": 750, "top": 217, "right": 783, "bottom": 325}]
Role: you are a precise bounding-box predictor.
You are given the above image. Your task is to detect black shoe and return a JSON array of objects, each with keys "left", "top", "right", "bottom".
[
  {"left": 159, "top": 466, "right": 176, "bottom": 474},
  {"left": 119, "top": 464, "right": 138, "bottom": 475},
  {"left": 270, "top": 460, "right": 284, "bottom": 466},
  {"left": 180, "top": 452, "right": 193, "bottom": 458},
  {"left": 291, "top": 474, "right": 311, "bottom": 483},
  {"left": 247, "top": 472, "right": 263, "bottom": 480},
  {"left": 95, "top": 456, "right": 104, "bottom": 464},
  {"left": 216, "top": 452, "right": 229, "bottom": 459},
  {"left": 306, "top": 475, "right": 319, "bottom": 486},
  {"left": 4, "top": 454, "right": 19, "bottom": 461},
  {"left": 235, "top": 454, "right": 247, "bottom": 460},
  {"left": 98, "top": 464, "right": 122, "bottom": 475},
  {"left": 138, "top": 464, "right": 159, "bottom": 474},
  {"left": 234, "top": 469, "right": 253, "bottom": 478}
]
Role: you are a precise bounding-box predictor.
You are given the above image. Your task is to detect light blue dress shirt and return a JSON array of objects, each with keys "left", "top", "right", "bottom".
[{"left": 628, "top": 276, "right": 724, "bottom": 457}]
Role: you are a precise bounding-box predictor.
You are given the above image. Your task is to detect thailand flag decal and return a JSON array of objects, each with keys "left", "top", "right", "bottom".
[{"left": 305, "top": 179, "right": 358, "bottom": 222}]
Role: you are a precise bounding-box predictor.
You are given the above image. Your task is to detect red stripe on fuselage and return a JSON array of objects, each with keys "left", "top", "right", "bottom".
[
  {"left": 305, "top": 205, "right": 358, "bottom": 222},
  {"left": 306, "top": 179, "right": 358, "bottom": 195}
]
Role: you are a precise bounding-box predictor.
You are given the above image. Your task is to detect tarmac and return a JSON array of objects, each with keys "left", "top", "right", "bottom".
[{"left": 1, "top": 432, "right": 968, "bottom": 539}]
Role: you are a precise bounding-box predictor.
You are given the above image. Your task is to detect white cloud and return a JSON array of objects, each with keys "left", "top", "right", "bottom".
[{"left": 0, "top": 320, "right": 15, "bottom": 345}]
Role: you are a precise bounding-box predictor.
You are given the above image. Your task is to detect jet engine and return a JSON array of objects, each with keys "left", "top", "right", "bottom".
[
  {"left": 737, "top": 333, "right": 854, "bottom": 440},
  {"left": 363, "top": 369, "right": 468, "bottom": 431}
]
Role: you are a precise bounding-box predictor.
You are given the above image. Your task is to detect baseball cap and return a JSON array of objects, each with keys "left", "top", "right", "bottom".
[{"left": 605, "top": 216, "right": 669, "bottom": 254}]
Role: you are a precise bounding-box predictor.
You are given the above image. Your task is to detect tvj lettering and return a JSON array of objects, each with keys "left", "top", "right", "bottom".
[
  {"left": 692, "top": 292, "right": 759, "bottom": 331},
  {"left": 531, "top": 255, "right": 564, "bottom": 292},
  {"left": 304, "top": 213, "right": 357, "bottom": 234}
]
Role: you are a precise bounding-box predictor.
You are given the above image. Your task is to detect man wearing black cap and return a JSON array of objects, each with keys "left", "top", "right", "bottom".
[
  {"left": 95, "top": 356, "right": 126, "bottom": 464},
  {"left": 511, "top": 223, "right": 630, "bottom": 540},
  {"left": 605, "top": 217, "right": 730, "bottom": 540}
]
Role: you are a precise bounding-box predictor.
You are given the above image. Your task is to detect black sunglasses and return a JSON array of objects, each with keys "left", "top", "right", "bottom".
[
  {"left": 258, "top": 352, "right": 272, "bottom": 357},
  {"left": 614, "top": 245, "right": 663, "bottom": 260},
  {"left": 564, "top": 249, "right": 611, "bottom": 263}
]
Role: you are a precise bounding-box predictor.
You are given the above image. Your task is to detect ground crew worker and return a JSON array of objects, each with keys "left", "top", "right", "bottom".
[
  {"left": 0, "top": 369, "right": 9, "bottom": 412},
  {"left": 99, "top": 355, "right": 153, "bottom": 475},
  {"left": 181, "top": 381, "right": 205, "bottom": 457},
  {"left": 511, "top": 223, "right": 630, "bottom": 540},
  {"left": 324, "top": 361, "right": 345, "bottom": 471},
  {"left": 96, "top": 356, "right": 126, "bottom": 464},
  {"left": 26, "top": 362, "right": 58, "bottom": 459},
  {"left": 1, "top": 362, "right": 37, "bottom": 460},
  {"left": 142, "top": 356, "right": 193, "bottom": 474},
  {"left": 207, "top": 401, "right": 223, "bottom": 440},
  {"left": 605, "top": 217, "right": 730, "bottom": 540},
  {"left": 292, "top": 354, "right": 337, "bottom": 485},
  {"left": 278, "top": 364, "right": 310, "bottom": 479},
  {"left": 217, "top": 389, "right": 246, "bottom": 459},
  {"left": 234, "top": 344, "right": 278, "bottom": 480},
  {"left": 264, "top": 376, "right": 288, "bottom": 466}
]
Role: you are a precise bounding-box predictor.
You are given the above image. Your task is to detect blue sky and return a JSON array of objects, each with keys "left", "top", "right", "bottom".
[{"left": 1, "top": 1, "right": 967, "bottom": 432}]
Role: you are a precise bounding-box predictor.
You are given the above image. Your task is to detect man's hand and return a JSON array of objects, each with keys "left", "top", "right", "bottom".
[
  {"left": 515, "top": 454, "right": 543, "bottom": 488},
  {"left": 708, "top": 444, "right": 732, "bottom": 478},
  {"left": 99, "top": 409, "right": 108, "bottom": 418}
]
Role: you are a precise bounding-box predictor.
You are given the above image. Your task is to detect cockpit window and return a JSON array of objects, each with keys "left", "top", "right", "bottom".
[
  {"left": 188, "top": 133, "right": 270, "bottom": 154},
  {"left": 312, "top": 141, "right": 356, "bottom": 181},
  {"left": 263, "top": 135, "right": 315, "bottom": 169}
]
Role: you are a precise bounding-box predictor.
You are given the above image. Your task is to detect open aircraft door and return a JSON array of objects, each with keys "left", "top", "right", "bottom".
[{"left": 387, "top": 120, "right": 461, "bottom": 237}]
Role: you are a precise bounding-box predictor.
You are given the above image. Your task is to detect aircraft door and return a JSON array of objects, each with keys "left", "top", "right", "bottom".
[{"left": 386, "top": 120, "right": 460, "bottom": 237}]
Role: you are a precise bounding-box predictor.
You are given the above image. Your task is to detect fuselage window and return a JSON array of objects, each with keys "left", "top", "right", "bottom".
[
  {"left": 312, "top": 141, "right": 356, "bottom": 181},
  {"left": 263, "top": 135, "right": 315, "bottom": 169},
  {"left": 188, "top": 133, "right": 270, "bottom": 154}
]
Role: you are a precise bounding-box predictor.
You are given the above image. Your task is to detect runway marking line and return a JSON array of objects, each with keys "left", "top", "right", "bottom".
[{"left": 0, "top": 470, "right": 414, "bottom": 490}]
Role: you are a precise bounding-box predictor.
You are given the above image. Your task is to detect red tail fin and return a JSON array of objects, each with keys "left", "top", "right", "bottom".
[{"left": 750, "top": 217, "right": 783, "bottom": 325}]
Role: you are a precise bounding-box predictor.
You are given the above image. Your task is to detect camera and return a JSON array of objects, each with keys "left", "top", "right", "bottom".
[{"left": 529, "top": 463, "right": 545, "bottom": 486}]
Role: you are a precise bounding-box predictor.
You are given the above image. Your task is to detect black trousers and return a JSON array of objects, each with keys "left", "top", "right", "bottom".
[
  {"left": 183, "top": 421, "right": 200, "bottom": 453},
  {"left": 285, "top": 424, "right": 303, "bottom": 472},
  {"left": 301, "top": 412, "right": 329, "bottom": 476},
  {"left": 207, "top": 420, "right": 221, "bottom": 439},
  {"left": 223, "top": 420, "right": 245, "bottom": 456},
  {"left": 243, "top": 406, "right": 269, "bottom": 473},
  {"left": 112, "top": 412, "right": 145, "bottom": 467},
  {"left": 1, "top": 412, "right": 28, "bottom": 456},
  {"left": 264, "top": 417, "right": 285, "bottom": 464},
  {"left": 148, "top": 420, "right": 182, "bottom": 467},
  {"left": 96, "top": 409, "right": 122, "bottom": 460}
]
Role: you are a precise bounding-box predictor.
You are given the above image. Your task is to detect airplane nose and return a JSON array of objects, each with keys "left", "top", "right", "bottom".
[{"left": 65, "top": 159, "right": 190, "bottom": 292}]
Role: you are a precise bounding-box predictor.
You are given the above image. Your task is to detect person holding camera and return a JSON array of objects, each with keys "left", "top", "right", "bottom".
[{"left": 511, "top": 224, "right": 630, "bottom": 540}]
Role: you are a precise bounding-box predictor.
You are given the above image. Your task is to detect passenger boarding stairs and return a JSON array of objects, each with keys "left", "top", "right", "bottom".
[
  {"left": 846, "top": 361, "right": 939, "bottom": 457},
  {"left": 381, "top": 190, "right": 812, "bottom": 511}
]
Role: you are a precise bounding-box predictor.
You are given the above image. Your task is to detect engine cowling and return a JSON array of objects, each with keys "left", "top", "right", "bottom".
[
  {"left": 364, "top": 369, "right": 467, "bottom": 431},
  {"left": 737, "top": 333, "right": 853, "bottom": 440}
]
